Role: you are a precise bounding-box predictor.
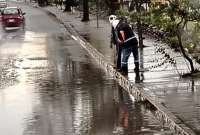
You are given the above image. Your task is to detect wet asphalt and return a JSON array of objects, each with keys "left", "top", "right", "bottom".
[{"left": 0, "top": 2, "right": 174, "bottom": 135}]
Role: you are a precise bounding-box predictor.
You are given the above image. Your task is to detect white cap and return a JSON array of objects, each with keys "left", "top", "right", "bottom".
[
  {"left": 112, "top": 19, "right": 120, "bottom": 29},
  {"left": 109, "top": 15, "right": 117, "bottom": 24}
]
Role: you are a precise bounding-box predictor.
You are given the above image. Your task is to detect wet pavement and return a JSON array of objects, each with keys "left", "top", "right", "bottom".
[
  {"left": 43, "top": 5, "right": 200, "bottom": 134},
  {"left": 0, "top": 2, "right": 173, "bottom": 135}
]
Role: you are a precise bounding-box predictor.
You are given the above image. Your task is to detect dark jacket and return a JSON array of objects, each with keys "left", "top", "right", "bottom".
[{"left": 116, "top": 21, "right": 138, "bottom": 48}]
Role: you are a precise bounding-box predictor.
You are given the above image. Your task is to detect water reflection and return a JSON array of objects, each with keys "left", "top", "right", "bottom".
[
  {"left": 0, "top": 29, "right": 172, "bottom": 135},
  {"left": 116, "top": 88, "right": 172, "bottom": 135}
]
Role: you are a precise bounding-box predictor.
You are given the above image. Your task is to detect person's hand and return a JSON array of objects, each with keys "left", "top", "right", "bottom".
[
  {"left": 119, "top": 41, "right": 124, "bottom": 46},
  {"left": 110, "top": 43, "right": 113, "bottom": 48}
]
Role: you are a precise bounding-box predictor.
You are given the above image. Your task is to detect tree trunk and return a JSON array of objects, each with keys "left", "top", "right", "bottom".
[
  {"left": 106, "top": 0, "right": 120, "bottom": 14},
  {"left": 82, "top": 0, "right": 89, "bottom": 21},
  {"left": 63, "top": 0, "right": 71, "bottom": 12},
  {"left": 38, "top": 0, "right": 45, "bottom": 7},
  {"left": 177, "top": 30, "right": 195, "bottom": 73},
  {"left": 120, "top": 0, "right": 123, "bottom": 9},
  {"left": 137, "top": 18, "right": 143, "bottom": 48},
  {"left": 135, "top": 0, "right": 144, "bottom": 48}
]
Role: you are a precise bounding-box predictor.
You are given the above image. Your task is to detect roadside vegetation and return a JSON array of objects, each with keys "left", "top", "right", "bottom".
[{"left": 151, "top": 0, "right": 200, "bottom": 75}]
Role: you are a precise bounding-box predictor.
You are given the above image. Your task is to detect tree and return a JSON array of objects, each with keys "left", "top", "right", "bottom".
[
  {"left": 134, "top": 0, "right": 144, "bottom": 48},
  {"left": 152, "top": 0, "right": 200, "bottom": 74},
  {"left": 129, "top": 0, "right": 150, "bottom": 48},
  {"left": 82, "top": 0, "right": 89, "bottom": 21},
  {"left": 63, "top": 0, "right": 79, "bottom": 12},
  {"left": 38, "top": 0, "right": 49, "bottom": 6},
  {"left": 63, "top": 0, "right": 73, "bottom": 12},
  {"left": 104, "top": 0, "right": 120, "bottom": 14}
]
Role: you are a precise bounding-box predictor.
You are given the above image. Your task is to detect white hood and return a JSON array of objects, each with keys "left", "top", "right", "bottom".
[
  {"left": 112, "top": 19, "right": 120, "bottom": 29},
  {"left": 109, "top": 15, "right": 117, "bottom": 24}
]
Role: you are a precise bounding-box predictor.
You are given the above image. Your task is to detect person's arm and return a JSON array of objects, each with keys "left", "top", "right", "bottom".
[
  {"left": 110, "top": 30, "right": 113, "bottom": 48},
  {"left": 120, "top": 31, "right": 125, "bottom": 41},
  {"left": 110, "top": 27, "right": 116, "bottom": 48},
  {"left": 114, "top": 31, "right": 120, "bottom": 43}
]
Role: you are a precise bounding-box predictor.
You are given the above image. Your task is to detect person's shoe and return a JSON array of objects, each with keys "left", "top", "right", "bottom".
[
  {"left": 134, "top": 63, "right": 139, "bottom": 73},
  {"left": 121, "top": 66, "right": 128, "bottom": 76},
  {"left": 135, "top": 72, "right": 140, "bottom": 83},
  {"left": 121, "top": 71, "right": 128, "bottom": 76}
]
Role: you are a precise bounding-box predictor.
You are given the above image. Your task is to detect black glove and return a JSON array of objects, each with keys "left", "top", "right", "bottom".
[{"left": 110, "top": 42, "right": 113, "bottom": 48}]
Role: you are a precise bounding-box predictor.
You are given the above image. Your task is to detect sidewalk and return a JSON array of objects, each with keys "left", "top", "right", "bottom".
[{"left": 43, "top": 6, "right": 200, "bottom": 135}]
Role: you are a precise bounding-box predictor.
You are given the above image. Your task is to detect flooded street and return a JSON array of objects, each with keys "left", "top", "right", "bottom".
[{"left": 0, "top": 2, "right": 173, "bottom": 135}]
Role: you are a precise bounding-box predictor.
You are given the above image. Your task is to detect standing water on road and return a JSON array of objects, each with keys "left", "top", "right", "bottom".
[{"left": 0, "top": 30, "right": 172, "bottom": 135}]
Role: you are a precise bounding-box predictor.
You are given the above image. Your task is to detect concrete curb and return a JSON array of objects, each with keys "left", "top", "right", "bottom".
[{"left": 41, "top": 7, "right": 197, "bottom": 135}]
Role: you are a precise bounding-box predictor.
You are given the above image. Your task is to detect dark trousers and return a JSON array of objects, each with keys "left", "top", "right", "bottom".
[{"left": 121, "top": 46, "right": 139, "bottom": 74}]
